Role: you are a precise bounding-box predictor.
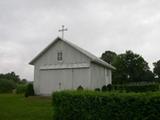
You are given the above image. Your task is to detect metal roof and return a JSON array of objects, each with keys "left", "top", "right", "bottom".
[{"left": 29, "top": 37, "right": 115, "bottom": 70}]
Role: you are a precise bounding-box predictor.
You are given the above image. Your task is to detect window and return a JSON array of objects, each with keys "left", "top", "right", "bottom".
[{"left": 57, "top": 51, "right": 63, "bottom": 61}]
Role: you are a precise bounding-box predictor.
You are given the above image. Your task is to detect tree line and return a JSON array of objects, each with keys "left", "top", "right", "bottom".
[
  {"left": 0, "top": 72, "right": 28, "bottom": 93},
  {"left": 0, "top": 72, "right": 27, "bottom": 84},
  {"left": 101, "top": 50, "right": 160, "bottom": 84}
]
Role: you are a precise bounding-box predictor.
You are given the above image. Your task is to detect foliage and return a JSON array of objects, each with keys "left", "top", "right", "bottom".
[
  {"left": 0, "top": 72, "right": 28, "bottom": 94},
  {"left": 113, "top": 84, "right": 159, "bottom": 92},
  {"left": 0, "top": 79, "right": 16, "bottom": 93},
  {"left": 0, "top": 72, "right": 21, "bottom": 83},
  {"left": 101, "top": 51, "right": 117, "bottom": 64},
  {"left": 19, "top": 79, "right": 28, "bottom": 84},
  {"left": 0, "top": 94, "right": 52, "bottom": 120},
  {"left": 101, "top": 85, "right": 107, "bottom": 92},
  {"left": 106, "top": 84, "right": 112, "bottom": 91},
  {"left": 153, "top": 60, "right": 160, "bottom": 79},
  {"left": 112, "top": 50, "right": 151, "bottom": 84},
  {"left": 52, "top": 91, "right": 160, "bottom": 120},
  {"left": 101, "top": 50, "right": 155, "bottom": 84},
  {"left": 25, "top": 83, "right": 35, "bottom": 97},
  {"left": 94, "top": 88, "right": 100, "bottom": 91},
  {"left": 16, "top": 84, "right": 27, "bottom": 94},
  {"left": 0, "top": 72, "right": 28, "bottom": 84},
  {"left": 102, "top": 84, "right": 113, "bottom": 92},
  {"left": 77, "top": 85, "right": 83, "bottom": 91},
  {"left": 143, "top": 70, "right": 155, "bottom": 81}
]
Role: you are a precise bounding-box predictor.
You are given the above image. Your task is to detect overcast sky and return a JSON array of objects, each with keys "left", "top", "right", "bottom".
[{"left": 0, "top": 0, "right": 160, "bottom": 81}]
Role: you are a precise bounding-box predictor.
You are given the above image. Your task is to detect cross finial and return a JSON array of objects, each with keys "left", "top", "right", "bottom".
[{"left": 58, "top": 25, "right": 68, "bottom": 39}]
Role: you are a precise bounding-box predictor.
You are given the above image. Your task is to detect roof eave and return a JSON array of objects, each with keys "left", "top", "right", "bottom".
[
  {"left": 28, "top": 37, "right": 61, "bottom": 65},
  {"left": 91, "top": 60, "right": 116, "bottom": 70}
]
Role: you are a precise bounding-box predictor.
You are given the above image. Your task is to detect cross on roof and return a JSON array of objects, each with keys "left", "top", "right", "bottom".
[{"left": 58, "top": 25, "right": 68, "bottom": 39}]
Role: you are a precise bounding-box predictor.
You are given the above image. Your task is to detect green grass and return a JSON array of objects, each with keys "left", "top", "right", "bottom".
[{"left": 0, "top": 94, "right": 52, "bottom": 120}]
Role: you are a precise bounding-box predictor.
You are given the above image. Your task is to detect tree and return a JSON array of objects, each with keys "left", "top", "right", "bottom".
[
  {"left": 143, "top": 70, "right": 155, "bottom": 82},
  {"left": 25, "top": 83, "right": 35, "bottom": 97},
  {"left": 20, "top": 79, "right": 28, "bottom": 84},
  {"left": 101, "top": 51, "right": 117, "bottom": 64},
  {"left": 153, "top": 60, "right": 160, "bottom": 79},
  {"left": 112, "top": 50, "right": 150, "bottom": 84},
  {"left": 0, "top": 72, "right": 21, "bottom": 83},
  {"left": 0, "top": 79, "right": 16, "bottom": 93}
]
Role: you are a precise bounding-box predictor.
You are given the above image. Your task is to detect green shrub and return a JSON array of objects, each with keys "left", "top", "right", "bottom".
[
  {"left": 77, "top": 85, "right": 83, "bottom": 91},
  {"left": 101, "top": 85, "right": 107, "bottom": 92},
  {"left": 52, "top": 91, "right": 160, "bottom": 120},
  {"left": 25, "top": 83, "right": 34, "bottom": 97},
  {"left": 94, "top": 88, "right": 100, "bottom": 92},
  {"left": 0, "top": 79, "right": 16, "bottom": 93},
  {"left": 106, "top": 84, "right": 112, "bottom": 91},
  {"left": 16, "top": 84, "right": 27, "bottom": 94},
  {"left": 113, "top": 84, "right": 159, "bottom": 92}
]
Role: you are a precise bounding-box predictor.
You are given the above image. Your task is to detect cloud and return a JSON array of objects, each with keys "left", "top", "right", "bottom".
[{"left": 0, "top": 0, "right": 160, "bottom": 80}]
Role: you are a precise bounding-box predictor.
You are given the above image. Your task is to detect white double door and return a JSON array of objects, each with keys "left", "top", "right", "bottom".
[{"left": 39, "top": 68, "right": 89, "bottom": 95}]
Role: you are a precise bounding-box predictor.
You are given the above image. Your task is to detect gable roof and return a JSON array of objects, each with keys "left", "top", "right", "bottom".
[{"left": 29, "top": 37, "right": 115, "bottom": 70}]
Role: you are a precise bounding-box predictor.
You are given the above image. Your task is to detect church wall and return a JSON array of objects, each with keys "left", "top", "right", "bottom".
[
  {"left": 35, "top": 68, "right": 90, "bottom": 95},
  {"left": 90, "top": 63, "right": 111, "bottom": 89},
  {"left": 33, "top": 66, "right": 39, "bottom": 94},
  {"left": 32, "top": 39, "right": 112, "bottom": 95},
  {"left": 107, "top": 69, "right": 112, "bottom": 84},
  {"left": 34, "top": 40, "right": 90, "bottom": 67},
  {"left": 72, "top": 68, "right": 90, "bottom": 89},
  {"left": 33, "top": 40, "right": 91, "bottom": 95}
]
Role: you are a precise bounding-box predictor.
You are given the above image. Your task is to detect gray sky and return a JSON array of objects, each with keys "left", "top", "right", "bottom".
[{"left": 0, "top": 0, "right": 160, "bottom": 81}]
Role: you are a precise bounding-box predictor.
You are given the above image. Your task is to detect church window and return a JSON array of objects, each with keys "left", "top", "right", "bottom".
[{"left": 57, "top": 51, "right": 63, "bottom": 61}]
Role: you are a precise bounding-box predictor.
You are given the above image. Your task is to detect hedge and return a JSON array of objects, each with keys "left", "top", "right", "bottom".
[
  {"left": 0, "top": 79, "right": 16, "bottom": 93},
  {"left": 52, "top": 91, "right": 160, "bottom": 120},
  {"left": 25, "top": 83, "right": 35, "bottom": 97},
  {"left": 16, "top": 84, "right": 27, "bottom": 94},
  {"left": 113, "top": 84, "right": 160, "bottom": 92}
]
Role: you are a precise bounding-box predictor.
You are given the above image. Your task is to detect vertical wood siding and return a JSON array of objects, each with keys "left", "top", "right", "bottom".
[
  {"left": 90, "top": 63, "right": 111, "bottom": 89},
  {"left": 33, "top": 40, "right": 90, "bottom": 95},
  {"left": 33, "top": 40, "right": 112, "bottom": 95}
]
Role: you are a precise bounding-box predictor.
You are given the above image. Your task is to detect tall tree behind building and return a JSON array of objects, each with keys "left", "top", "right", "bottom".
[
  {"left": 101, "top": 51, "right": 117, "bottom": 64},
  {"left": 101, "top": 50, "right": 154, "bottom": 84},
  {"left": 153, "top": 60, "right": 160, "bottom": 80}
]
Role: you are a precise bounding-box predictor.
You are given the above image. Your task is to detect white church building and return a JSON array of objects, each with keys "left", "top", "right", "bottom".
[{"left": 29, "top": 37, "right": 115, "bottom": 95}]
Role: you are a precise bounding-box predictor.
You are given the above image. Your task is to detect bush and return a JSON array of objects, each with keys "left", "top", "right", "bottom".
[
  {"left": 113, "top": 84, "right": 159, "bottom": 92},
  {"left": 16, "top": 84, "right": 27, "bottom": 94},
  {"left": 94, "top": 88, "right": 100, "bottom": 92},
  {"left": 101, "top": 85, "right": 107, "bottom": 92},
  {"left": 77, "top": 85, "right": 83, "bottom": 91},
  {"left": 0, "top": 79, "right": 16, "bottom": 93},
  {"left": 106, "top": 84, "right": 112, "bottom": 91},
  {"left": 52, "top": 91, "right": 160, "bottom": 120},
  {"left": 25, "top": 83, "right": 35, "bottom": 97}
]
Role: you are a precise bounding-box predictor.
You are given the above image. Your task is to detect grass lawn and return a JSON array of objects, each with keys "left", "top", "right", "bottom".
[{"left": 0, "top": 94, "right": 52, "bottom": 120}]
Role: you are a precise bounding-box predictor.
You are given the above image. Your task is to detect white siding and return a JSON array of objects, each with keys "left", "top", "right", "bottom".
[
  {"left": 32, "top": 39, "right": 112, "bottom": 95},
  {"left": 33, "top": 40, "right": 90, "bottom": 95},
  {"left": 34, "top": 40, "right": 90, "bottom": 66},
  {"left": 38, "top": 68, "right": 90, "bottom": 95},
  {"left": 72, "top": 68, "right": 90, "bottom": 89},
  {"left": 39, "top": 69, "right": 73, "bottom": 95},
  {"left": 90, "top": 63, "right": 111, "bottom": 89},
  {"left": 105, "top": 68, "right": 112, "bottom": 85},
  {"left": 33, "top": 66, "right": 40, "bottom": 94}
]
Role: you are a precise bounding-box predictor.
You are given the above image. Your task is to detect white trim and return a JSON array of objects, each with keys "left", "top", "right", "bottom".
[
  {"left": 105, "top": 68, "right": 107, "bottom": 85},
  {"left": 40, "top": 63, "right": 90, "bottom": 70}
]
